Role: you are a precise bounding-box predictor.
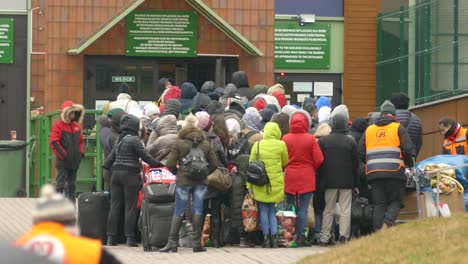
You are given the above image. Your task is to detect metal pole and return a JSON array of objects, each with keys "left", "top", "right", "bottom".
[
  {"left": 377, "top": 13, "right": 384, "bottom": 106},
  {"left": 453, "top": 0, "right": 459, "bottom": 92},
  {"left": 423, "top": 3, "right": 431, "bottom": 99},
  {"left": 95, "top": 115, "right": 102, "bottom": 191},
  {"left": 408, "top": 0, "right": 416, "bottom": 106},
  {"left": 399, "top": 6, "right": 406, "bottom": 93},
  {"left": 436, "top": 171, "right": 440, "bottom": 217},
  {"left": 26, "top": 0, "right": 32, "bottom": 197}
]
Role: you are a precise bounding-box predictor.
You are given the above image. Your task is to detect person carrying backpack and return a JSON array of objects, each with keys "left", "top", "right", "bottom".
[
  {"left": 247, "top": 122, "right": 288, "bottom": 248},
  {"left": 161, "top": 114, "right": 219, "bottom": 253}
]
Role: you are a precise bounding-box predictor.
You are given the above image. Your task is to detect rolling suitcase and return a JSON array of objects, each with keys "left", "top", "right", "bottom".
[
  {"left": 78, "top": 192, "right": 110, "bottom": 242},
  {"left": 140, "top": 200, "right": 174, "bottom": 251}
]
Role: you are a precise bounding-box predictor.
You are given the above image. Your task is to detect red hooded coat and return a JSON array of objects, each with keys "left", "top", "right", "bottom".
[
  {"left": 282, "top": 110, "right": 324, "bottom": 194},
  {"left": 49, "top": 101, "right": 85, "bottom": 170}
]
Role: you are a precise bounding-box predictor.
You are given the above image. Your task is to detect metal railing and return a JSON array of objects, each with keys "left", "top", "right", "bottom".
[
  {"left": 376, "top": 0, "right": 468, "bottom": 108},
  {"left": 29, "top": 110, "right": 103, "bottom": 197}
]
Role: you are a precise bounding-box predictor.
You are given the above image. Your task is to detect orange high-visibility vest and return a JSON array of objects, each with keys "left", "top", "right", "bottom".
[
  {"left": 365, "top": 122, "right": 404, "bottom": 174},
  {"left": 443, "top": 126, "right": 468, "bottom": 155},
  {"left": 14, "top": 222, "right": 101, "bottom": 264}
]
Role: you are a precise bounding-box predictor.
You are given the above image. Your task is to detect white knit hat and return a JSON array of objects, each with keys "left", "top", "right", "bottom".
[
  {"left": 32, "top": 185, "right": 76, "bottom": 224},
  {"left": 143, "top": 103, "right": 160, "bottom": 117},
  {"left": 318, "top": 106, "right": 332, "bottom": 123}
]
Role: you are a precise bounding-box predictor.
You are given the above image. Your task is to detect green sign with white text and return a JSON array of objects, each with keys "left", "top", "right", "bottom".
[
  {"left": 112, "top": 76, "right": 135, "bottom": 82},
  {"left": 126, "top": 11, "right": 198, "bottom": 57},
  {"left": 275, "top": 21, "right": 330, "bottom": 69},
  {"left": 0, "top": 18, "right": 14, "bottom": 64}
]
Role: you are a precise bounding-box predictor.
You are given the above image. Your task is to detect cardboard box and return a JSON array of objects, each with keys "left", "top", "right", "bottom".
[
  {"left": 398, "top": 191, "right": 465, "bottom": 221},
  {"left": 437, "top": 191, "right": 465, "bottom": 214},
  {"left": 398, "top": 191, "right": 427, "bottom": 221}
]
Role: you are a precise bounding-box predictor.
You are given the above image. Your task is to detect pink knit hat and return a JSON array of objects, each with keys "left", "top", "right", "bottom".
[{"left": 195, "top": 111, "right": 212, "bottom": 131}]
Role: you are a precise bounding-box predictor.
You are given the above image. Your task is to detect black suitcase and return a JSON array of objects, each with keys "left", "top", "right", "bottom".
[
  {"left": 142, "top": 183, "right": 175, "bottom": 204},
  {"left": 78, "top": 192, "right": 110, "bottom": 242},
  {"left": 140, "top": 200, "right": 174, "bottom": 251}
]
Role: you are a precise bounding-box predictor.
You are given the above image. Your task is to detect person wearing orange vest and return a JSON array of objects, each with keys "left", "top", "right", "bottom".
[
  {"left": 14, "top": 185, "right": 120, "bottom": 264},
  {"left": 438, "top": 117, "right": 468, "bottom": 155},
  {"left": 359, "top": 100, "right": 415, "bottom": 230}
]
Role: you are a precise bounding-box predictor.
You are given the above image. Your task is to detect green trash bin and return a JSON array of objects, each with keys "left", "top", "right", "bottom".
[{"left": 0, "top": 140, "right": 28, "bottom": 197}]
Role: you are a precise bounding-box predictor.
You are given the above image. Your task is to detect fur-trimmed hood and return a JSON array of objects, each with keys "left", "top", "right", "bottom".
[
  {"left": 60, "top": 101, "right": 84, "bottom": 124},
  {"left": 289, "top": 109, "right": 312, "bottom": 133},
  {"left": 177, "top": 125, "right": 205, "bottom": 142}
]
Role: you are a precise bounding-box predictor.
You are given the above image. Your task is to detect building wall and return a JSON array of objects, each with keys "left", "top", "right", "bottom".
[
  {"left": 32, "top": 0, "right": 274, "bottom": 112},
  {"left": 343, "top": 0, "right": 381, "bottom": 118},
  {"left": 200, "top": 0, "right": 275, "bottom": 87},
  {"left": 411, "top": 95, "right": 468, "bottom": 161},
  {"left": 32, "top": 0, "right": 135, "bottom": 112}
]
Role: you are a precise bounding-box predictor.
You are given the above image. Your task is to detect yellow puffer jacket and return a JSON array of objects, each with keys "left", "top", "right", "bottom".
[{"left": 248, "top": 122, "right": 288, "bottom": 203}]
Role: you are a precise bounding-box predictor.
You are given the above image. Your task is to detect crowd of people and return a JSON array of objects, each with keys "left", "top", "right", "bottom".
[{"left": 14, "top": 70, "right": 468, "bottom": 262}]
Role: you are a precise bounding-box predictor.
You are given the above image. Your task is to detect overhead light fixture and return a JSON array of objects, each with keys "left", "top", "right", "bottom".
[{"left": 299, "top": 14, "right": 316, "bottom": 26}]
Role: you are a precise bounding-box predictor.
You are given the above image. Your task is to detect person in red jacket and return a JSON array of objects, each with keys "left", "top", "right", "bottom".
[
  {"left": 282, "top": 109, "right": 324, "bottom": 247},
  {"left": 49, "top": 101, "right": 84, "bottom": 203}
]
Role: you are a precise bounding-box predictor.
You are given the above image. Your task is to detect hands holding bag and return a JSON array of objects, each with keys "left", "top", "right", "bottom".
[{"left": 206, "top": 167, "right": 232, "bottom": 192}]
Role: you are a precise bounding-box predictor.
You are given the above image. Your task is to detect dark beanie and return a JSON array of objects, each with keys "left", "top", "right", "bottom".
[
  {"left": 389, "top": 93, "right": 410, "bottom": 110},
  {"left": 118, "top": 83, "right": 130, "bottom": 94}
]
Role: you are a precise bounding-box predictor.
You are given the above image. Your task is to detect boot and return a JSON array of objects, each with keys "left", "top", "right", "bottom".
[
  {"left": 210, "top": 215, "right": 221, "bottom": 248},
  {"left": 262, "top": 234, "right": 271, "bottom": 248},
  {"left": 247, "top": 232, "right": 256, "bottom": 248},
  {"left": 106, "top": 235, "right": 117, "bottom": 246},
  {"left": 160, "top": 216, "right": 183, "bottom": 253},
  {"left": 296, "top": 235, "right": 312, "bottom": 247},
  {"left": 239, "top": 237, "right": 248, "bottom": 248},
  {"left": 126, "top": 237, "right": 138, "bottom": 247},
  {"left": 270, "top": 234, "right": 278, "bottom": 248},
  {"left": 192, "top": 215, "right": 207, "bottom": 253}
]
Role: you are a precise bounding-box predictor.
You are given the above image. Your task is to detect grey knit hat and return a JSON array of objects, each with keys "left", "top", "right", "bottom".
[
  {"left": 32, "top": 185, "right": 76, "bottom": 224},
  {"left": 163, "top": 99, "right": 181, "bottom": 118},
  {"left": 380, "top": 100, "right": 396, "bottom": 115}
]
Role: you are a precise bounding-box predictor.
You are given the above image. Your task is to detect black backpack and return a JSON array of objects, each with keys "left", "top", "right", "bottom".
[
  {"left": 227, "top": 131, "right": 256, "bottom": 161},
  {"left": 181, "top": 138, "right": 210, "bottom": 181},
  {"left": 246, "top": 141, "right": 271, "bottom": 193}
]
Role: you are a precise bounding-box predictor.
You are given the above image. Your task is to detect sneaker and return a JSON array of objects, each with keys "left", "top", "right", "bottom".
[
  {"left": 339, "top": 236, "right": 347, "bottom": 244},
  {"left": 319, "top": 241, "right": 328, "bottom": 247}
]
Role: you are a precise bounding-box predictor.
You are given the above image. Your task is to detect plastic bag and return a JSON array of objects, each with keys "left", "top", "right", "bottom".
[
  {"left": 201, "top": 214, "right": 212, "bottom": 246},
  {"left": 276, "top": 205, "right": 297, "bottom": 248},
  {"left": 242, "top": 193, "right": 258, "bottom": 232}
]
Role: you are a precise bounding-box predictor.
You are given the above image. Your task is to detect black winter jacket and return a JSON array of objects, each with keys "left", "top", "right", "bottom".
[
  {"left": 358, "top": 116, "right": 415, "bottom": 183},
  {"left": 317, "top": 129, "right": 359, "bottom": 190},
  {"left": 394, "top": 109, "right": 423, "bottom": 157},
  {"left": 103, "top": 115, "right": 162, "bottom": 173}
]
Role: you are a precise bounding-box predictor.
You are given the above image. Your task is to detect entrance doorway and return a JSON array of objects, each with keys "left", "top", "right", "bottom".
[{"left": 84, "top": 55, "right": 238, "bottom": 116}]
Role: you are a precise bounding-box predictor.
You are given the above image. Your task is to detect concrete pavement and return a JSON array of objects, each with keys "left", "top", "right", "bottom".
[
  {"left": 105, "top": 245, "right": 327, "bottom": 264},
  {"left": 0, "top": 198, "right": 328, "bottom": 264}
]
